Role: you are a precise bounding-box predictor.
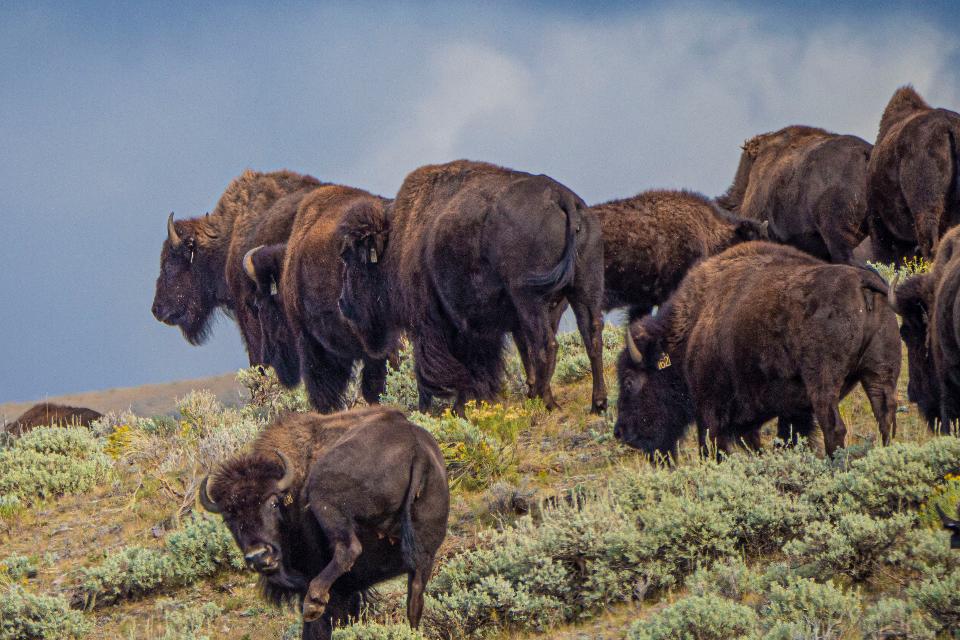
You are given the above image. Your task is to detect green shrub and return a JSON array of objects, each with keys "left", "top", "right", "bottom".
[
  {"left": 0, "top": 585, "right": 90, "bottom": 639},
  {"left": 73, "top": 514, "right": 244, "bottom": 609},
  {"left": 0, "top": 427, "right": 111, "bottom": 503},
  {"left": 760, "top": 573, "right": 860, "bottom": 640},
  {"left": 685, "top": 556, "right": 761, "bottom": 602},
  {"left": 157, "top": 599, "right": 221, "bottom": 640},
  {"left": 907, "top": 566, "right": 960, "bottom": 633},
  {"left": 627, "top": 593, "right": 759, "bottom": 640},
  {"left": 332, "top": 622, "right": 427, "bottom": 640},
  {"left": 379, "top": 339, "right": 421, "bottom": 411},
  {"left": 861, "top": 597, "right": 936, "bottom": 640},
  {"left": 236, "top": 366, "right": 310, "bottom": 418},
  {"left": 0, "top": 555, "right": 37, "bottom": 583}
]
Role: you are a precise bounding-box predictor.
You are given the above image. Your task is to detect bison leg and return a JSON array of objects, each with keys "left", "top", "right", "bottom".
[
  {"left": 360, "top": 356, "right": 388, "bottom": 405},
  {"left": 815, "top": 188, "right": 865, "bottom": 264},
  {"left": 301, "top": 589, "right": 355, "bottom": 640},
  {"left": 300, "top": 334, "right": 353, "bottom": 413},
  {"left": 861, "top": 375, "right": 898, "bottom": 445},
  {"left": 569, "top": 297, "right": 607, "bottom": 414},
  {"left": 511, "top": 302, "right": 561, "bottom": 410},
  {"left": 811, "top": 394, "right": 847, "bottom": 456},
  {"left": 406, "top": 554, "right": 436, "bottom": 629},
  {"left": 302, "top": 505, "right": 363, "bottom": 623}
]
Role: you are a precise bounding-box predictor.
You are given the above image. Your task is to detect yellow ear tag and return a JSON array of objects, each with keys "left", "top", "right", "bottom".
[
  {"left": 657, "top": 353, "right": 672, "bottom": 370},
  {"left": 282, "top": 493, "right": 294, "bottom": 506}
]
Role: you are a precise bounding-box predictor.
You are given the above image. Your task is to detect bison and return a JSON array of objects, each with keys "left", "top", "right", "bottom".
[
  {"left": 716, "top": 125, "right": 872, "bottom": 264},
  {"left": 152, "top": 169, "right": 322, "bottom": 368},
  {"left": 867, "top": 85, "right": 960, "bottom": 263},
  {"left": 199, "top": 406, "right": 449, "bottom": 639},
  {"left": 889, "top": 225, "right": 960, "bottom": 429},
  {"left": 243, "top": 186, "right": 395, "bottom": 411},
  {"left": 336, "top": 160, "right": 607, "bottom": 415},
  {"left": 614, "top": 241, "right": 901, "bottom": 457},
  {"left": 4, "top": 402, "right": 103, "bottom": 437},
  {"left": 594, "top": 189, "right": 767, "bottom": 320},
  {"left": 936, "top": 501, "right": 960, "bottom": 549}
]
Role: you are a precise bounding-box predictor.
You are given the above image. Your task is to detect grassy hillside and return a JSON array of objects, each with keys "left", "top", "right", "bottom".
[{"left": 1, "top": 325, "right": 958, "bottom": 639}]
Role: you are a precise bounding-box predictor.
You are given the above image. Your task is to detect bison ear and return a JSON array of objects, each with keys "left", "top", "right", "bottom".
[
  {"left": 626, "top": 323, "right": 665, "bottom": 369},
  {"left": 337, "top": 201, "right": 389, "bottom": 265}
]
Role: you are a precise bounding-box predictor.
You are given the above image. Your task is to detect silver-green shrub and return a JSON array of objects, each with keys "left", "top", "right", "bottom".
[
  {"left": 157, "top": 599, "right": 222, "bottom": 640},
  {"left": 626, "top": 593, "right": 759, "bottom": 640},
  {"left": 907, "top": 566, "right": 960, "bottom": 633},
  {"left": 861, "top": 597, "right": 936, "bottom": 640},
  {"left": 73, "top": 514, "right": 244, "bottom": 609},
  {"left": 0, "top": 554, "right": 37, "bottom": 582},
  {"left": 0, "top": 585, "right": 90, "bottom": 639},
  {"left": 332, "top": 622, "right": 427, "bottom": 640},
  {"left": 759, "top": 573, "right": 860, "bottom": 640},
  {"left": 0, "top": 427, "right": 111, "bottom": 503}
]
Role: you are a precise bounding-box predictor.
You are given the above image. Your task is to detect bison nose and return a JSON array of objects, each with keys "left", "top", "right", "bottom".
[
  {"left": 151, "top": 301, "right": 164, "bottom": 321},
  {"left": 244, "top": 545, "right": 273, "bottom": 569}
]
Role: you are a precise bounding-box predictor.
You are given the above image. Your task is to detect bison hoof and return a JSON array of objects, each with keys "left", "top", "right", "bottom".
[
  {"left": 590, "top": 399, "right": 607, "bottom": 415},
  {"left": 302, "top": 586, "right": 330, "bottom": 622}
]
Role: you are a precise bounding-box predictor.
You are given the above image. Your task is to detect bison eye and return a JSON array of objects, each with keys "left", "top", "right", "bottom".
[{"left": 266, "top": 495, "right": 279, "bottom": 509}]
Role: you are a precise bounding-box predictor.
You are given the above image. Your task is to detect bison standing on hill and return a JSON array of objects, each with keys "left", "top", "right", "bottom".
[
  {"left": 868, "top": 85, "right": 960, "bottom": 263},
  {"left": 716, "top": 125, "right": 872, "bottom": 264},
  {"left": 243, "top": 186, "right": 394, "bottom": 411},
  {"left": 4, "top": 403, "right": 103, "bottom": 436},
  {"left": 614, "top": 242, "right": 901, "bottom": 457},
  {"left": 595, "top": 189, "right": 767, "bottom": 320},
  {"left": 199, "top": 407, "right": 449, "bottom": 640},
  {"left": 152, "top": 170, "right": 322, "bottom": 367},
  {"left": 889, "top": 226, "right": 960, "bottom": 429},
  {"left": 336, "top": 160, "right": 607, "bottom": 415}
]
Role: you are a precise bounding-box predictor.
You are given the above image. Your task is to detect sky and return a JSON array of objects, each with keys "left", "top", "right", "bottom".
[{"left": 1, "top": 1, "right": 959, "bottom": 403}]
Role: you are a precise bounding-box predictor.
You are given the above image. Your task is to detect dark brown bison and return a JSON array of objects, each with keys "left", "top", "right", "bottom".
[
  {"left": 889, "top": 226, "right": 960, "bottom": 429},
  {"left": 152, "top": 170, "right": 322, "bottom": 366},
  {"left": 614, "top": 241, "right": 901, "bottom": 457},
  {"left": 4, "top": 403, "right": 103, "bottom": 436},
  {"left": 594, "top": 189, "right": 767, "bottom": 320},
  {"left": 937, "top": 501, "right": 960, "bottom": 549},
  {"left": 867, "top": 85, "right": 960, "bottom": 263},
  {"left": 243, "top": 186, "right": 394, "bottom": 411},
  {"left": 336, "top": 160, "right": 607, "bottom": 415},
  {"left": 199, "top": 407, "right": 449, "bottom": 639},
  {"left": 716, "top": 125, "right": 872, "bottom": 264}
]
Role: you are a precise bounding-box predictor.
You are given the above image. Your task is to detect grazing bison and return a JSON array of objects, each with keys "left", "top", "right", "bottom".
[
  {"left": 889, "top": 226, "right": 960, "bottom": 429},
  {"left": 716, "top": 125, "right": 872, "bottom": 264},
  {"left": 614, "top": 241, "right": 901, "bottom": 457},
  {"left": 244, "top": 186, "right": 394, "bottom": 411},
  {"left": 199, "top": 407, "right": 449, "bottom": 639},
  {"left": 152, "top": 170, "right": 322, "bottom": 366},
  {"left": 594, "top": 189, "right": 767, "bottom": 320},
  {"left": 867, "top": 85, "right": 960, "bottom": 263},
  {"left": 4, "top": 403, "right": 102, "bottom": 436},
  {"left": 337, "top": 160, "right": 606, "bottom": 415}
]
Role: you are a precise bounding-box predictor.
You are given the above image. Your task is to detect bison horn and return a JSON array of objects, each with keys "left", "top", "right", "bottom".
[
  {"left": 167, "top": 212, "right": 183, "bottom": 250},
  {"left": 887, "top": 273, "right": 901, "bottom": 311},
  {"left": 198, "top": 476, "right": 222, "bottom": 513},
  {"left": 243, "top": 245, "right": 264, "bottom": 283},
  {"left": 935, "top": 503, "right": 959, "bottom": 528},
  {"left": 274, "top": 449, "right": 296, "bottom": 493},
  {"left": 626, "top": 327, "right": 643, "bottom": 364}
]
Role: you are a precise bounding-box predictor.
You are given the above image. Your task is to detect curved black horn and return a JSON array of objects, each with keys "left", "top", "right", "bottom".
[
  {"left": 198, "top": 476, "right": 222, "bottom": 513},
  {"left": 167, "top": 212, "right": 183, "bottom": 250},
  {"left": 275, "top": 449, "right": 296, "bottom": 493}
]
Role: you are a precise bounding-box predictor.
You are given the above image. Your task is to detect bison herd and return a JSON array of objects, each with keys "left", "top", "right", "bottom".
[{"left": 144, "top": 86, "right": 960, "bottom": 638}]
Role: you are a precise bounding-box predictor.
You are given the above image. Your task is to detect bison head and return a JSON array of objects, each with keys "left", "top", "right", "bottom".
[
  {"left": 614, "top": 321, "right": 693, "bottom": 457},
  {"left": 242, "top": 244, "right": 301, "bottom": 387},
  {"left": 889, "top": 273, "right": 939, "bottom": 428},
  {"left": 337, "top": 200, "right": 396, "bottom": 357},
  {"left": 199, "top": 450, "right": 307, "bottom": 590},
  {"left": 152, "top": 213, "right": 220, "bottom": 345}
]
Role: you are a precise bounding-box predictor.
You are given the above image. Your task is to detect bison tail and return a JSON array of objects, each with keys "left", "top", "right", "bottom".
[
  {"left": 854, "top": 264, "right": 892, "bottom": 309},
  {"left": 400, "top": 459, "right": 424, "bottom": 569},
  {"left": 524, "top": 195, "right": 577, "bottom": 294}
]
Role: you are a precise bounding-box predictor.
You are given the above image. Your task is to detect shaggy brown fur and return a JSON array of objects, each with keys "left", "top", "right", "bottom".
[
  {"left": 594, "top": 189, "right": 767, "bottom": 319},
  {"left": 5, "top": 403, "right": 103, "bottom": 436},
  {"left": 152, "top": 170, "right": 322, "bottom": 361},
  {"left": 868, "top": 86, "right": 960, "bottom": 262},
  {"left": 890, "top": 225, "right": 960, "bottom": 429},
  {"left": 717, "top": 125, "right": 872, "bottom": 263},
  {"left": 246, "top": 186, "right": 394, "bottom": 411},
  {"left": 614, "top": 241, "right": 901, "bottom": 457},
  {"left": 202, "top": 407, "right": 449, "bottom": 640},
  {"left": 336, "top": 160, "right": 607, "bottom": 415}
]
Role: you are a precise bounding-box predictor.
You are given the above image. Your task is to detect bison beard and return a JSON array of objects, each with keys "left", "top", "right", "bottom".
[
  {"left": 716, "top": 125, "right": 872, "bottom": 264},
  {"left": 200, "top": 408, "right": 449, "bottom": 640},
  {"left": 614, "top": 241, "right": 901, "bottom": 457},
  {"left": 337, "top": 160, "right": 607, "bottom": 415}
]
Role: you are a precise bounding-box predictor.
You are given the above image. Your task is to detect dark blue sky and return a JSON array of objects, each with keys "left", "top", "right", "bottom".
[{"left": 2, "top": 1, "right": 958, "bottom": 402}]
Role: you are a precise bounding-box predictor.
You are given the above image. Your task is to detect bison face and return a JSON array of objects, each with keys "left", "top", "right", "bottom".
[
  {"left": 613, "top": 324, "right": 692, "bottom": 457},
  {"left": 891, "top": 274, "right": 938, "bottom": 428},
  {"left": 200, "top": 452, "right": 306, "bottom": 590},
  {"left": 243, "top": 244, "right": 300, "bottom": 387},
  {"left": 152, "top": 213, "right": 219, "bottom": 345},
  {"left": 337, "top": 201, "right": 395, "bottom": 358}
]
